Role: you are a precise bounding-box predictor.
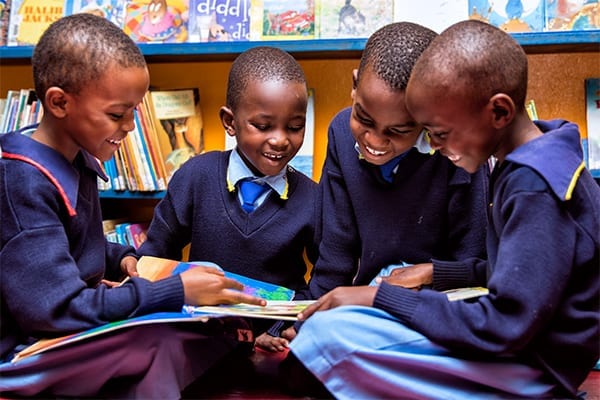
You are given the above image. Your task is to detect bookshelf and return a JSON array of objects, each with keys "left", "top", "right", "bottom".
[{"left": 1, "top": 31, "right": 599, "bottom": 216}]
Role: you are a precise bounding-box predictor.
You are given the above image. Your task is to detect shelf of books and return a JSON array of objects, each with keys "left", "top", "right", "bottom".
[{"left": 1, "top": 31, "right": 599, "bottom": 63}]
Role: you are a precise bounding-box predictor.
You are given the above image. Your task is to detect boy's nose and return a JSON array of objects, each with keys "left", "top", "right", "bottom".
[{"left": 268, "top": 129, "right": 289, "bottom": 148}]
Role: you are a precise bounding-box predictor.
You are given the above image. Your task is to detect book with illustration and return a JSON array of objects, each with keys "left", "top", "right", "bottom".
[
  {"left": 188, "top": 0, "right": 251, "bottom": 42},
  {"left": 7, "top": 0, "right": 63, "bottom": 46},
  {"left": 148, "top": 88, "right": 204, "bottom": 182},
  {"left": 319, "top": 0, "right": 392, "bottom": 39},
  {"left": 63, "top": 0, "right": 127, "bottom": 27},
  {"left": 12, "top": 256, "right": 313, "bottom": 363},
  {"left": 468, "top": 0, "right": 545, "bottom": 32},
  {"left": 123, "top": 0, "right": 189, "bottom": 43},
  {"left": 545, "top": 0, "right": 599, "bottom": 31},
  {"left": 249, "top": 0, "right": 315, "bottom": 41}
]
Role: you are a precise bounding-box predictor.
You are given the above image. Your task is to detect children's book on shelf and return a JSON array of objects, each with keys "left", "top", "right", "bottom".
[
  {"left": 148, "top": 88, "right": 204, "bottom": 182},
  {"left": 249, "top": 0, "right": 315, "bottom": 41},
  {"left": 188, "top": 0, "right": 250, "bottom": 42},
  {"left": 104, "top": 220, "right": 149, "bottom": 249},
  {"left": 224, "top": 88, "right": 315, "bottom": 180},
  {"left": 63, "top": 0, "right": 127, "bottom": 27},
  {"left": 468, "top": 0, "right": 545, "bottom": 32},
  {"left": 393, "top": 0, "right": 467, "bottom": 33},
  {"left": 123, "top": 0, "right": 189, "bottom": 43},
  {"left": 7, "top": 0, "right": 64, "bottom": 46},
  {"left": 585, "top": 78, "right": 600, "bottom": 173},
  {"left": 0, "top": 88, "right": 42, "bottom": 134},
  {"left": 11, "top": 255, "right": 313, "bottom": 363},
  {"left": 0, "top": 0, "right": 11, "bottom": 46},
  {"left": 319, "top": 0, "right": 392, "bottom": 39},
  {"left": 545, "top": 0, "right": 599, "bottom": 31}
]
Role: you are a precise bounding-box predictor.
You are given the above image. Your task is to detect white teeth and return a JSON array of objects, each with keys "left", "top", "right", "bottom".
[
  {"left": 108, "top": 139, "right": 122, "bottom": 145},
  {"left": 365, "top": 145, "right": 387, "bottom": 156},
  {"left": 264, "top": 153, "right": 284, "bottom": 160},
  {"left": 448, "top": 154, "right": 461, "bottom": 162}
]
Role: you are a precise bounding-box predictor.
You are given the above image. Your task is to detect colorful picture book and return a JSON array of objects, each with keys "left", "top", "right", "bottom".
[
  {"left": 188, "top": 0, "right": 251, "bottom": 42},
  {"left": 149, "top": 88, "right": 204, "bottom": 182},
  {"left": 12, "top": 256, "right": 312, "bottom": 363},
  {"left": 319, "top": 0, "right": 392, "bottom": 39},
  {"left": 63, "top": 0, "right": 127, "bottom": 27},
  {"left": 7, "top": 0, "right": 64, "bottom": 46},
  {"left": 545, "top": 0, "right": 599, "bottom": 31},
  {"left": 123, "top": 0, "right": 189, "bottom": 43},
  {"left": 468, "top": 0, "right": 545, "bottom": 32},
  {"left": 250, "top": 0, "right": 315, "bottom": 40}
]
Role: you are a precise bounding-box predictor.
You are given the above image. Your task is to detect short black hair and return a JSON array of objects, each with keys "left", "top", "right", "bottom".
[
  {"left": 411, "top": 20, "right": 528, "bottom": 110},
  {"left": 226, "top": 46, "right": 307, "bottom": 111},
  {"left": 357, "top": 22, "right": 438, "bottom": 91},
  {"left": 32, "top": 13, "right": 147, "bottom": 101}
]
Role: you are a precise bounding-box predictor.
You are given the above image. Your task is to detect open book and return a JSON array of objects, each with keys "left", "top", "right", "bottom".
[{"left": 12, "top": 256, "right": 314, "bottom": 363}]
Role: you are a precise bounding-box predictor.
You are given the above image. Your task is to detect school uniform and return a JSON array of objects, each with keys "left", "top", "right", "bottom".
[
  {"left": 139, "top": 149, "right": 320, "bottom": 296},
  {"left": 0, "top": 129, "right": 251, "bottom": 398},
  {"left": 309, "top": 107, "right": 488, "bottom": 297},
  {"left": 290, "top": 119, "right": 600, "bottom": 399}
]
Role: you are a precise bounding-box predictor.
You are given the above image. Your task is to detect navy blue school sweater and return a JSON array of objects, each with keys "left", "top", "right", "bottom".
[
  {"left": 138, "top": 150, "right": 320, "bottom": 297},
  {"left": 0, "top": 131, "right": 184, "bottom": 361},
  {"left": 309, "top": 107, "right": 488, "bottom": 298},
  {"left": 375, "top": 120, "right": 600, "bottom": 397}
]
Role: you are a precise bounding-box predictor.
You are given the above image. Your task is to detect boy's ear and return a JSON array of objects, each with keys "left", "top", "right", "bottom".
[
  {"left": 219, "top": 106, "right": 236, "bottom": 137},
  {"left": 489, "top": 94, "right": 514, "bottom": 128},
  {"left": 44, "top": 87, "right": 69, "bottom": 118},
  {"left": 351, "top": 69, "right": 358, "bottom": 100}
]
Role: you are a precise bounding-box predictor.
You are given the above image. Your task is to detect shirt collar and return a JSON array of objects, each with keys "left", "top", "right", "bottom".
[{"left": 226, "top": 148, "right": 289, "bottom": 199}]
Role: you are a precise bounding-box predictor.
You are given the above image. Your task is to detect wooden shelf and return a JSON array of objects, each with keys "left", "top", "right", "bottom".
[{"left": 1, "top": 30, "right": 598, "bottom": 64}]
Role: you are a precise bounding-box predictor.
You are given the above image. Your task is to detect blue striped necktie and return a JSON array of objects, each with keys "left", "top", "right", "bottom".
[{"left": 239, "top": 179, "right": 270, "bottom": 213}]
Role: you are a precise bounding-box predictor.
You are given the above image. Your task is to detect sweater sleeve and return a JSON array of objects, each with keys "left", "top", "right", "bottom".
[
  {"left": 374, "top": 182, "right": 577, "bottom": 355},
  {"left": 308, "top": 114, "right": 361, "bottom": 299}
]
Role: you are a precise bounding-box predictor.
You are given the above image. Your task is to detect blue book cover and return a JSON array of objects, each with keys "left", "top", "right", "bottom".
[
  {"left": 188, "top": 0, "right": 250, "bottom": 42},
  {"left": 468, "top": 0, "right": 545, "bottom": 32}
]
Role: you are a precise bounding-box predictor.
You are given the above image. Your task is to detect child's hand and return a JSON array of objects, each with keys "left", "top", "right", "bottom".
[
  {"left": 180, "top": 267, "right": 266, "bottom": 307},
  {"left": 376, "top": 262, "right": 433, "bottom": 289},
  {"left": 281, "top": 326, "right": 297, "bottom": 341},
  {"left": 254, "top": 332, "right": 289, "bottom": 352},
  {"left": 298, "top": 286, "right": 377, "bottom": 321},
  {"left": 120, "top": 256, "right": 139, "bottom": 278}
]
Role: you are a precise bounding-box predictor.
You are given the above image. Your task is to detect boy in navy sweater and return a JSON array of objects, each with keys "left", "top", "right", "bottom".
[
  {"left": 279, "top": 22, "right": 488, "bottom": 342},
  {"left": 138, "top": 46, "right": 320, "bottom": 352},
  {"left": 283, "top": 20, "right": 599, "bottom": 399},
  {"left": 0, "top": 14, "right": 264, "bottom": 399}
]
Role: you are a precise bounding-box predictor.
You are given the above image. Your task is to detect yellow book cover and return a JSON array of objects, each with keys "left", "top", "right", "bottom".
[{"left": 7, "top": 0, "right": 63, "bottom": 46}]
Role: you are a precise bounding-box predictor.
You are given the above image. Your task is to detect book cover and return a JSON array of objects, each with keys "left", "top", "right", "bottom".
[
  {"left": 393, "top": 0, "right": 468, "bottom": 33},
  {"left": 123, "top": 0, "right": 189, "bottom": 43},
  {"left": 149, "top": 88, "right": 204, "bottom": 182},
  {"left": 7, "top": 0, "right": 63, "bottom": 46},
  {"left": 63, "top": 0, "right": 127, "bottom": 28},
  {"left": 319, "top": 0, "right": 392, "bottom": 39},
  {"left": 468, "top": 0, "right": 545, "bottom": 32},
  {"left": 585, "top": 78, "right": 600, "bottom": 172},
  {"left": 545, "top": 0, "right": 599, "bottom": 31},
  {"left": 225, "top": 88, "right": 315, "bottom": 180},
  {"left": 0, "top": 0, "right": 10, "bottom": 46},
  {"left": 12, "top": 256, "right": 312, "bottom": 363},
  {"left": 188, "top": 0, "right": 250, "bottom": 42},
  {"left": 249, "top": 0, "right": 315, "bottom": 41}
]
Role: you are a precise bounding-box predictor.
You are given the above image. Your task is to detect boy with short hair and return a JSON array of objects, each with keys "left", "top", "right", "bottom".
[
  {"left": 138, "top": 46, "right": 320, "bottom": 352},
  {"left": 283, "top": 20, "right": 599, "bottom": 399},
  {"left": 306, "top": 21, "right": 488, "bottom": 305},
  {"left": 0, "top": 14, "right": 265, "bottom": 398}
]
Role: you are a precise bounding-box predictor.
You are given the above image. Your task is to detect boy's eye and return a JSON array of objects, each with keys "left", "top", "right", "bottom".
[
  {"left": 288, "top": 125, "right": 305, "bottom": 132},
  {"left": 388, "top": 128, "right": 415, "bottom": 136},
  {"left": 109, "top": 113, "right": 124, "bottom": 120},
  {"left": 252, "top": 123, "right": 269, "bottom": 131},
  {"left": 429, "top": 131, "right": 449, "bottom": 140}
]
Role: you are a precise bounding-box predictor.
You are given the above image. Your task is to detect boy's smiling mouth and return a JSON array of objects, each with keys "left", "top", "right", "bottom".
[
  {"left": 263, "top": 152, "right": 285, "bottom": 160},
  {"left": 364, "top": 145, "right": 388, "bottom": 157}
]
